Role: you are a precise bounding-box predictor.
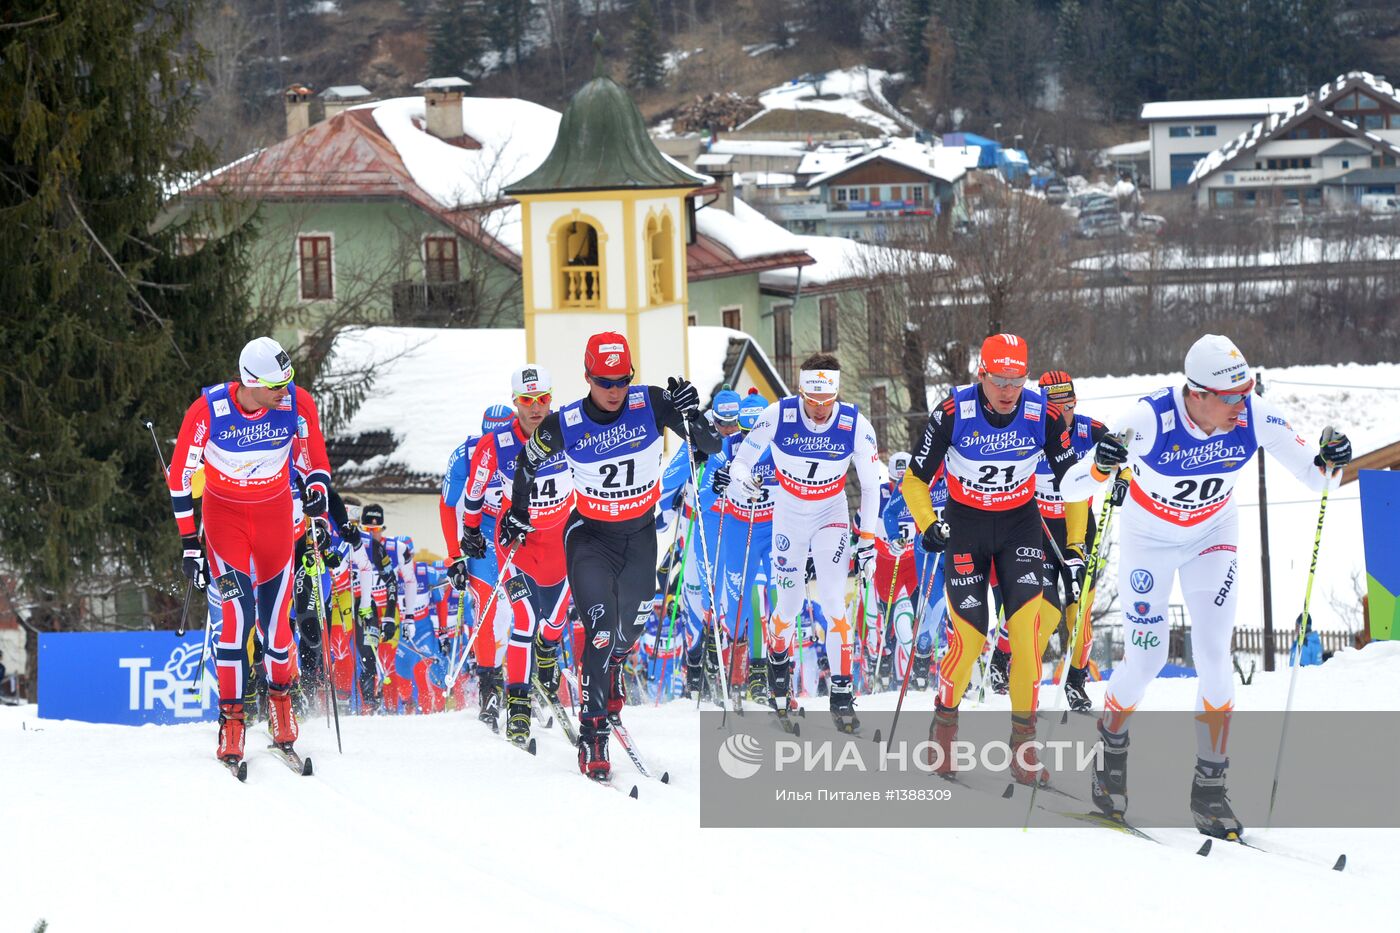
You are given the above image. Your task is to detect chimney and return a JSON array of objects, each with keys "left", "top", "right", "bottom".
[
  {"left": 415, "top": 77, "right": 471, "bottom": 141},
  {"left": 284, "top": 84, "right": 313, "bottom": 138},
  {"left": 321, "top": 84, "right": 374, "bottom": 120},
  {"left": 711, "top": 167, "right": 735, "bottom": 214}
]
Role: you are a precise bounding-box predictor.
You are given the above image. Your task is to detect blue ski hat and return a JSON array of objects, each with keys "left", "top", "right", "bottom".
[
  {"left": 738, "top": 390, "right": 768, "bottom": 430},
  {"left": 481, "top": 403, "right": 513, "bottom": 433},
  {"left": 711, "top": 386, "right": 742, "bottom": 424}
]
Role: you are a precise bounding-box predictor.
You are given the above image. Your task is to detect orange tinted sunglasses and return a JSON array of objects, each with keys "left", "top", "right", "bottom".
[{"left": 515, "top": 391, "right": 552, "bottom": 407}]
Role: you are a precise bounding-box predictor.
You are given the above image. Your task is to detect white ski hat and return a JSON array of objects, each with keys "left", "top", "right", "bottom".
[
  {"left": 1184, "top": 334, "right": 1251, "bottom": 392},
  {"left": 511, "top": 364, "right": 552, "bottom": 396},
  {"left": 239, "top": 336, "right": 294, "bottom": 388}
]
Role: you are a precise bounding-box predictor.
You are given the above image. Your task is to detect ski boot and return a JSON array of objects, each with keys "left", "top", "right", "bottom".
[
  {"left": 682, "top": 661, "right": 705, "bottom": 700},
  {"left": 1009, "top": 714, "right": 1049, "bottom": 787},
  {"left": 745, "top": 658, "right": 771, "bottom": 704},
  {"left": 829, "top": 676, "right": 861, "bottom": 734},
  {"left": 988, "top": 647, "right": 1011, "bottom": 696},
  {"left": 1091, "top": 724, "right": 1129, "bottom": 820},
  {"left": 477, "top": 666, "right": 503, "bottom": 732},
  {"left": 606, "top": 656, "right": 628, "bottom": 722},
  {"left": 267, "top": 682, "right": 300, "bottom": 752},
  {"left": 700, "top": 629, "right": 722, "bottom": 704},
  {"left": 927, "top": 705, "right": 958, "bottom": 775},
  {"left": 533, "top": 633, "right": 561, "bottom": 696},
  {"left": 768, "top": 656, "right": 799, "bottom": 733},
  {"left": 1190, "top": 759, "right": 1244, "bottom": 840},
  {"left": 216, "top": 704, "right": 246, "bottom": 763},
  {"left": 577, "top": 717, "right": 611, "bottom": 781},
  {"left": 505, "top": 685, "right": 532, "bottom": 748},
  {"left": 912, "top": 650, "right": 933, "bottom": 691},
  {"left": 1064, "top": 665, "right": 1092, "bottom": 713}
]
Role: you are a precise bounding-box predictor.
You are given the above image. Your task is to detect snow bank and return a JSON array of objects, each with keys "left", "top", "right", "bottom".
[{"left": 747, "top": 66, "right": 904, "bottom": 136}]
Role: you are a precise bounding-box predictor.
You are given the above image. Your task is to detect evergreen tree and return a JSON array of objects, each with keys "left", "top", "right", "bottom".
[
  {"left": 898, "top": 0, "right": 933, "bottom": 78},
  {"left": 807, "top": 0, "right": 865, "bottom": 48},
  {"left": 429, "top": 0, "right": 487, "bottom": 80},
  {"left": 1056, "top": 0, "right": 1085, "bottom": 79},
  {"left": 0, "top": 2, "right": 256, "bottom": 670},
  {"left": 627, "top": 0, "right": 665, "bottom": 90}
]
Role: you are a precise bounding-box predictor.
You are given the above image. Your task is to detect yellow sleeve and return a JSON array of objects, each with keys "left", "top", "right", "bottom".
[
  {"left": 900, "top": 470, "right": 939, "bottom": 532},
  {"left": 1065, "top": 499, "right": 1088, "bottom": 555}
]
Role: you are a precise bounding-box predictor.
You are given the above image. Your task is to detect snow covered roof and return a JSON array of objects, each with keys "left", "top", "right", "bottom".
[
  {"left": 737, "top": 172, "right": 796, "bottom": 187},
  {"left": 1104, "top": 138, "right": 1150, "bottom": 157},
  {"left": 695, "top": 153, "right": 734, "bottom": 167},
  {"left": 321, "top": 324, "right": 780, "bottom": 484},
  {"left": 414, "top": 77, "right": 470, "bottom": 90},
  {"left": 1140, "top": 97, "right": 1298, "bottom": 121},
  {"left": 795, "top": 144, "right": 874, "bottom": 176},
  {"left": 804, "top": 137, "right": 965, "bottom": 188},
  {"left": 1188, "top": 100, "right": 1400, "bottom": 185},
  {"left": 694, "top": 197, "right": 806, "bottom": 260},
  {"left": 322, "top": 85, "right": 373, "bottom": 100},
  {"left": 706, "top": 139, "right": 809, "bottom": 158}
]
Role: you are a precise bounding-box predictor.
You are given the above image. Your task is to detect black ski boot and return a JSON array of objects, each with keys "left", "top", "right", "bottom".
[
  {"left": 1064, "top": 665, "right": 1092, "bottom": 713},
  {"left": 700, "top": 628, "right": 721, "bottom": 704},
  {"left": 912, "top": 650, "right": 933, "bottom": 691},
  {"left": 988, "top": 647, "right": 1010, "bottom": 696},
  {"left": 533, "top": 633, "right": 560, "bottom": 695},
  {"left": 1190, "top": 759, "right": 1244, "bottom": 840},
  {"left": 477, "top": 666, "right": 503, "bottom": 732},
  {"left": 683, "top": 661, "right": 705, "bottom": 700},
  {"left": 505, "top": 685, "right": 532, "bottom": 748},
  {"left": 577, "top": 717, "right": 611, "bottom": 781},
  {"left": 1091, "top": 724, "right": 1130, "bottom": 820},
  {"left": 829, "top": 676, "right": 860, "bottom": 734},
  {"left": 746, "top": 658, "right": 771, "bottom": 704},
  {"left": 768, "top": 654, "right": 799, "bottom": 733}
]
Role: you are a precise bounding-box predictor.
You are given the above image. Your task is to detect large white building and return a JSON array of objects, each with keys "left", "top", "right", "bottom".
[
  {"left": 1187, "top": 72, "right": 1400, "bottom": 210},
  {"left": 1141, "top": 96, "right": 1297, "bottom": 189}
]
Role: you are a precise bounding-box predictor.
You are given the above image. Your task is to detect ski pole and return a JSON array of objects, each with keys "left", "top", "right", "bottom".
[
  {"left": 651, "top": 507, "right": 688, "bottom": 693},
  {"left": 681, "top": 425, "right": 729, "bottom": 717},
  {"left": 446, "top": 540, "right": 521, "bottom": 689},
  {"left": 871, "top": 546, "right": 904, "bottom": 691},
  {"left": 1267, "top": 479, "right": 1332, "bottom": 829},
  {"left": 658, "top": 510, "right": 694, "bottom": 705},
  {"left": 306, "top": 528, "right": 342, "bottom": 753},
  {"left": 726, "top": 502, "right": 757, "bottom": 707},
  {"left": 886, "top": 552, "right": 942, "bottom": 748},
  {"left": 1022, "top": 484, "right": 1120, "bottom": 827}
]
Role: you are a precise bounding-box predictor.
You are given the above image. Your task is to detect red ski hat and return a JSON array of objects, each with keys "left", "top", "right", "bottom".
[
  {"left": 584, "top": 332, "right": 633, "bottom": 379},
  {"left": 979, "top": 333, "right": 1029, "bottom": 378}
]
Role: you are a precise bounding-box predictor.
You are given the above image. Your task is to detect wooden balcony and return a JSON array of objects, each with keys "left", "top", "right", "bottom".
[{"left": 391, "top": 280, "right": 473, "bottom": 325}]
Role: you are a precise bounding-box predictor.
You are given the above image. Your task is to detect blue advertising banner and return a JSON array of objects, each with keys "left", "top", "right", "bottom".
[
  {"left": 38, "top": 630, "right": 217, "bottom": 725},
  {"left": 1359, "top": 469, "right": 1400, "bottom": 640}
]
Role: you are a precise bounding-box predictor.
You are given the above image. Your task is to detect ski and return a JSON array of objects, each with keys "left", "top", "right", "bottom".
[
  {"left": 533, "top": 675, "right": 579, "bottom": 746},
  {"left": 220, "top": 757, "right": 248, "bottom": 782},
  {"left": 608, "top": 715, "right": 671, "bottom": 783},
  {"left": 1226, "top": 837, "right": 1347, "bottom": 872},
  {"left": 266, "top": 744, "right": 313, "bottom": 776},
  {"left": 508, "top": 736, "right": 538, "bottom": 756},
  {"left": 584, "top": 771, "right": 639, "bottom": 798}
]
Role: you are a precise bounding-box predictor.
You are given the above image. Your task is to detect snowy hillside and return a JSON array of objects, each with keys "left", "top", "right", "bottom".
[{"left": 5, "top": 645, "right": 1399, "bottom": 932}]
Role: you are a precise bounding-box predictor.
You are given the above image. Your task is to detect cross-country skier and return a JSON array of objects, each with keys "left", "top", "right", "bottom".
[
  {"left": 902, "top": 334, "right": 1101, "bottom": 785},
  {"left": 441, "top": 404, "right": 515, "bottom": 728},
  {"left": 725, "top": 354, "right": 882, "bottom": 734},
  {"left": 877, "top": 464, "right": 948, "bottom": 691},
  {"left": 1081, "top": 335, "right": 1350, "bottom": 838},
  {"left": 168, "top": 336, "right": 330, "bottom": 770},
  {"left": 461, "top": 365, "right": 575, "bottom": 748},
  {"left": 355, "top": 504, "right": 417, "bottom": 713},
  {"left": 506, "top": 333, "right": 721, "bottom": 780}
]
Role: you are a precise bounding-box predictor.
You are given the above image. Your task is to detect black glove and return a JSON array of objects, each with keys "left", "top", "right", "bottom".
[
  {"left": 1110, "top": 471, "right": 1130, "bottom": 507},
  {"left": 1060, "top": 545, "right": 1087, "bottom": 603},
  {"left": 1314, "top": 427, "right": 1351, "bottom": 469},
  {"left": 499, "top": 509, "right": 534, "bottom": 547},
  {"left": 382, "top": 618, "right": 398, "bottom": 643},
  {"left": 181, "top": 535, "right": 208, "bottom": 588},
  {"left": 921, "top": 520, "right": 951, "bottom": 553},
  {"left": 460, "top": 526, "right": 488, "bottom": 560},
  {"left": 303, "top": 485, "right": 328, "bottom": 517},
  {"left": 321, "top": 547, "right": 343, "bottom": 572},
  {"left": 666, "top": 376, "right": 701, "bottom": 419},
  {"left": 447, "top": 557, "right": 471, "bottom": 592},
  {"left": 711, "top": 465, "right": 731, "bottom": 495},
  {"left": 341, "top": 522, "right": 363, "bottom": 548},
  {"left": 1094, "top": 433, "right": 1130, "bottom": 473}
]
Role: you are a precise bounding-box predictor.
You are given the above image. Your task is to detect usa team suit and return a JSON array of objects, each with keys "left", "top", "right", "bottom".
[
  {"left": 1094, "top": 386, "right": 1338, "bottom": 762},
  {"left": 168, "top": 381, "right": 330, "bottom": 710},
  {"left": 727, "top": 396, "right": 881, "bottom": 683}
]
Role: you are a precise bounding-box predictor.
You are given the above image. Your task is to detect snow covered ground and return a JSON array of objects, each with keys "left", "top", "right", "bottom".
[{"left": 4, "top": 644, "right": 1398, "bottom": 932}]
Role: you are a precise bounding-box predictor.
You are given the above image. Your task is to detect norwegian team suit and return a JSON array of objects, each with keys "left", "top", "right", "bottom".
[
  {"left": 903, "top": 384, "right": 1097, "bottom": 715},
  {"left": 168, "top": 381, "right": 330, "bottom": 712},
  {"left": 510, "top": 386, "right": 721, "bottom": 731}
]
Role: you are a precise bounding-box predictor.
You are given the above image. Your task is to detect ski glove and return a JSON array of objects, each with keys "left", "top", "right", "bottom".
[
  {"left": 854, "top": 535, "right": 876, "bottom": 578},
  {"left": 341, "top": 522, "right": 363, "bottom": 548},
  {"left": 303, "top": 485, "right": 328, "bottom": 517},
  {"left": 1110, "top": 471, "right": 1131, "bottom": 507},
  {"left": 711, "top": 465, "right": 731, "bottom": 495},
  {"left": 447, "top": 557, "right": 471, "bottom": 593},
  {"left": 1093, "top": 432, "right": 1130, "bottom": 473},
  {"left": 1314, "top": 427, "right": 1352, "bottom": 469},
  {"left": 499, "top": 509, "right": 534, "bottom": 547},
  {"left": 460, "top": 526, "right": 488, "bottom": 560},
  {"left": 320, "top": 546, "right": 343, "bottom": 573},
  {"left": 382, "top": 618, "right": 398, "bottom": 644},
  {"left": 1061, "top": 545, "right": 1087, "bottom": 603},
  {"left": 921, "top": 520, "right": 951, "bottom": 554},
  {"left": 181, "top": 535, "right": 208, "bottom": 589},
  {"left": 666, "top": 376, "right": 701, "bottom": 419}
]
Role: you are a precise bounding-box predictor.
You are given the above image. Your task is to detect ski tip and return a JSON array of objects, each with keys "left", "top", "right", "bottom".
[
  {"left": 302, "top": 758, "right": 314, "bottom": 776},
  {"left": 872, "top": 729, "right": 882, "bottom": 744},
  {"left": 546, "top": 716, "right": 554, "bottom": 728},
  {"left": 1197, "top": 839, "right": 1213, "bottom": 857},
  {"left": 628, "top": 784, "right": 639, "bottom": 799},
  {"left": 1333, "top": 854, "right": 1347, "bottom": 872},
  {"left": 527, "top": 738, "right": 538, "bottom": 756},
  {"left": 1059, "top": 711, "right": 1069, "bottom": 726},
  {"left": 797, "top": 707, "right": 806, "bottom": 718},
  {"left": 237, "top": 762, "right": 248, "bottom": 782},
  {"left": 661, "top": 771, "right": 671, "bottom": 784},
  {"left": 1001, "top": 783, "right": 1016, "bottom": 799},
  {"left": 793, "top": 723, "right": 801, "bottom": 737}
]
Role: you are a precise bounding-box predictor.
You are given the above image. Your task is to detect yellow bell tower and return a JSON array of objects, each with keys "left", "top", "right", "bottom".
[{"left": 506, "top": 45, "right": 705, "bottom": 399}]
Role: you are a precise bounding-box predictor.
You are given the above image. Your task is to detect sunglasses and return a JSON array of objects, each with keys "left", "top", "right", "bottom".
[
  {"left": 256, "top": 372, "right": 294, "bottom": 391},
  {"left": 800, "top": 391, "right": 838, "bottom": 407},
  {"left": 589, "top": 373, "right": 634, "bottom": 389},
  {"left": 515, "top": 391, "right": 552, "bottom": 407},
  {"left": 1197, "top": 385, "right": 1251, "bottom": 405},
  {"left": 986, "top": 374, "right": 1027, "bottom": 389}
]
